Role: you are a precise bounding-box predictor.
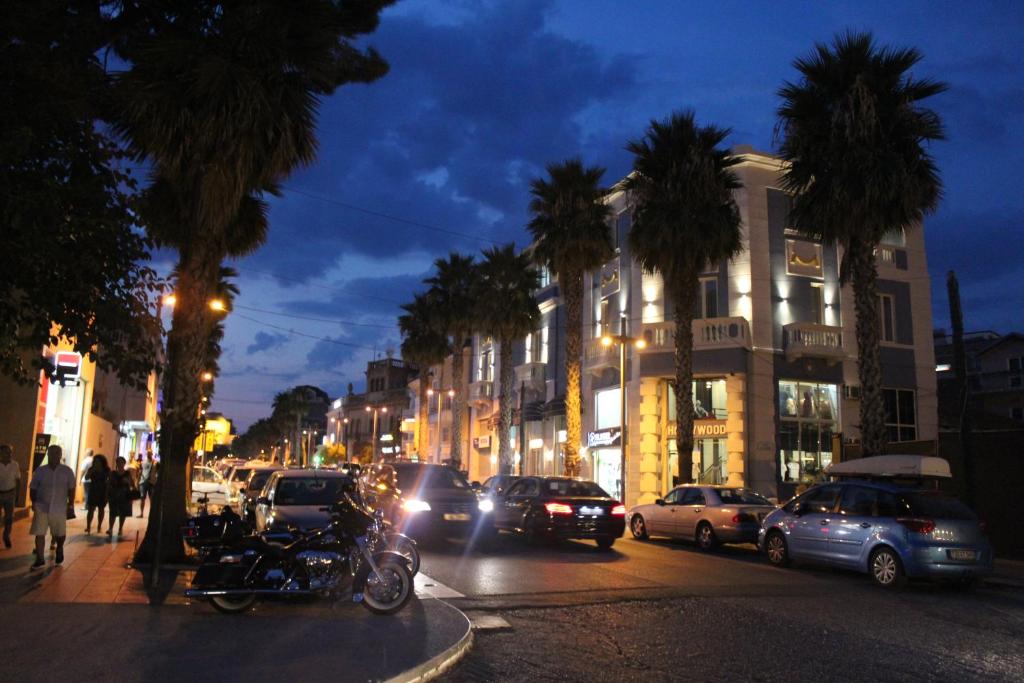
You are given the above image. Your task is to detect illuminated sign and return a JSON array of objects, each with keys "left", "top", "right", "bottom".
[
  {"left": 51, "top": 351, "right": 82, "bottom": 385},
  {"left": 473, "top": 435, "right": 491, "bottom": 449},
  {"left": 666, "top": 419, "right": 728, "bottom": 439},
  {"left": 587, "top": 428, "right": 621, "bottom": 448}
]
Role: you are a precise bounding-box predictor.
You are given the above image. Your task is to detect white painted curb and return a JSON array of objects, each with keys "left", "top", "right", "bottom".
[{"left": 385, "top": 600, "right": 473, "bottom": 683}]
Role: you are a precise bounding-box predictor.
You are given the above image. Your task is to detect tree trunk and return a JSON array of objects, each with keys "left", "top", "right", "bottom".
[
  {"left": 136, "top": 248, "right": 221, "bottom": 564},
  {"left": 498, "top": 338, "right": 515, "bottom": 475},
  {"left": 417, "top": 367, "right": 430, "bottom": 458},
  {"left": 450, "top": 336, "right": 465, "bottom": 469},
  {"left": 562, "top": 269, "right": 583, "bottom": 477},
  {"left": 848, "top": 238, "right": 888, "bottom": 456},
  {"left": 673, "top": 275, "right": 699, "bottom": 485}
]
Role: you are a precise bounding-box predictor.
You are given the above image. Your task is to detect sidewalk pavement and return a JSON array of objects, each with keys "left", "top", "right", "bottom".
[{"left": 0, "top": 509, "right": 472, "bottom": 683}]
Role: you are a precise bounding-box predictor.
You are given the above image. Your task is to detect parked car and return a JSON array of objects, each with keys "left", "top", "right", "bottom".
[
  {"left": 628, "top": 485, "right": 775, "bottom": 549},
  {"left": 191, "top": 465, "right": 230, "bottom": 506},
  {"left": 253, "top": 469, "right": 354, "bottom": 533},
  {"left": 759, "top": 480, "right": 993, "bottom": 587},
  {"left": 239, "top": 466, "right": 283, "bottom": 523},
  {"left": 390, "top": 463, "right": 488, "bottom": 540},
  {"left": 490, "top": 476, "right": 626, "bottom": 549}
]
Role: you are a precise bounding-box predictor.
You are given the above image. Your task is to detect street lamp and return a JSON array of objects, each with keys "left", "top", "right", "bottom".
[
  {"left": 600, "top": 314, "right": 646, "bottom": 502},
  {"left": 365, "top": 405, "right": 388, "bottom": 462}
]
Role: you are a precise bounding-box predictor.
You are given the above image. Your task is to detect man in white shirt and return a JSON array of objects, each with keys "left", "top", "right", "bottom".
[
  {"left": 0, "top": 444, "right": 21, "bottom": 549},
  {"left": 29, "top": 444, "right": 76, "bottom": 568}
]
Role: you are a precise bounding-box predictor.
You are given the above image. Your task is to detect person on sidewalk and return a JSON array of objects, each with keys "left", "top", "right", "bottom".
[
  {"left": 84, "top": 454, "right": 110, "bottom": 534},
  {"left": 0, "top": 444, "right": 22, "bottom": 549},
  {"left": 107, "top": 457, "right": 133, "bottom": 538},
  {"left": 78, "top": 448, "right": 94, "bottom": 512},
  {"left": 137, "top": 453, "right": 155, "bottom": 518},
  {"left": 29, "top": 445, "right": 75, "bottom": 568}
]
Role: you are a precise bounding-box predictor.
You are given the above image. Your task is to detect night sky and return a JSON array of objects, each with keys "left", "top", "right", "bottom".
[{"left": 199, "top": 0, "right": 1024, "bottom": 431}]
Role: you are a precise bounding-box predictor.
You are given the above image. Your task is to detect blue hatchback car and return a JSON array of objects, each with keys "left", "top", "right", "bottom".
[{"left": 759, "top": 481, "right": 993, "bottom": 587}]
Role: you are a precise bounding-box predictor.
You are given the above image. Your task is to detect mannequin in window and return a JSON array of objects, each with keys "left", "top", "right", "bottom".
[
  {"left": 800, "top": 390, "right": 816, "bottom": 418},
  {"left": 782, "top": 390, "right": 797, "bottom": 417},
  {"left": 817, "top": 389, "right": 834, "bottom": 420},
  {"left": 693, "top": 399, "right": 709, "bottom": 418}
]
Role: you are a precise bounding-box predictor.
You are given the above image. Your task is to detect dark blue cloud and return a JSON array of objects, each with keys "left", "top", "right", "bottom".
[{"left": 245, "top": 331, "right": 290, "bottom": 355}]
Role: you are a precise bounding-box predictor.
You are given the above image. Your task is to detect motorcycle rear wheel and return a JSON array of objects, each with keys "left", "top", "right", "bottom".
[
  {"left": 209, "top": 594, "right": 258, "bottom": 615},
  {"left": 362, "top": 558, "right": 413, "bottom": 615},
  {"left": 387, "top": 534, "right": 420, "bottom": 576}
]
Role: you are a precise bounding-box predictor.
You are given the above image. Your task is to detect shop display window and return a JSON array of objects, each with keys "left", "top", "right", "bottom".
[
  {"left": 778, "top": 381, "right": 837, "bottom": 486},
  {"left": 667, "top": 379, "right": 728, "bottom": 420}
]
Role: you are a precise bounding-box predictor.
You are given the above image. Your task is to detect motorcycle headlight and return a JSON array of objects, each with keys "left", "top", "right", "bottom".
[
  {"left": 402, "top": 499, "right": 431, "bottom": 513},
  {"left": 477, "top": 499, "right": 494, "bottom": 513}
]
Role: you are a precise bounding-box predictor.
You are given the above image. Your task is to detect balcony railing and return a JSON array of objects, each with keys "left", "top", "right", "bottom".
[
  {"left": 584, "top": 337, "right": 618, "bottom": 372},
  {"left": 639, "top": 317, "right": 752, "bottom": 353},
  {"left": 784, "top": 322, "right": 844, "bottom": 362},
  {"left": 468, "top": 380, "right": 494, "bottom": 406},
  {"left": 514, "top": 361, "right": 546, "bottom": 391}
]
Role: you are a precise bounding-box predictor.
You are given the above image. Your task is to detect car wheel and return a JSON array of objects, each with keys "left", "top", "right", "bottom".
[
  {"left": 869, "top": 547, "right": 906, "bottom": 588},
  {"left": 764, "top": 530, "right": 789, "bottom": 567},
  {"left": 596, "top": 536, "right": 615, "bottom": 550},
  {"left": 696, "top": 522, "right": 717, "bottom": 551},
  {"left": 630, "top": 515, "right": 649, "bottom": 540}
]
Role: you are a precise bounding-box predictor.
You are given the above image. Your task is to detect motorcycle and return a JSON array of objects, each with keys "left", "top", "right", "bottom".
[{"left": 184, "top": 494, "right": 414, "bottom": 615}]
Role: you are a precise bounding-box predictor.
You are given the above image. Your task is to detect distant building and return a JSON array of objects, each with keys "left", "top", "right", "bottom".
[
  {"left": 329, "top": 357, "right": 417, "bottom": 462},
  {"left": 934, "top": 330, "right": 1024, "bottom": 423},
  {"left": 194, "top": 412, "right": 235, "bottom": 456}
]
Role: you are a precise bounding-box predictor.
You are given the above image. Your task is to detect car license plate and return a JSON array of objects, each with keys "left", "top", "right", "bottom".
[
  {"left": 579, "top": 506, "right": 604, "bottom": 516},
  {"left": 948, "top": 549, "right": 976, "bottom": 561},
  {"left": 443, "top": 513, "right": 470, "bottom": 521}
]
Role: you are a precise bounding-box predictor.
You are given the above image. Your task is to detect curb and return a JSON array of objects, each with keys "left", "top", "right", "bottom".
[{"left": 385, "top": 600, "right": 474, "bottom": 683}]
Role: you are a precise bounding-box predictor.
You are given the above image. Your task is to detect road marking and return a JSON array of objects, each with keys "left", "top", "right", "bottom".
[{"left": 415, "top": 572, "right": 464, "bottom": 599}]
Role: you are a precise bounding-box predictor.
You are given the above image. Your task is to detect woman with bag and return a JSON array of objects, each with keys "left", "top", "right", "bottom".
[
  {"left": 84, "top": 455, "right": 110, "bottom": 534},
  {"left": 107, "top": 457, "right": 133, "bottom": 538}
]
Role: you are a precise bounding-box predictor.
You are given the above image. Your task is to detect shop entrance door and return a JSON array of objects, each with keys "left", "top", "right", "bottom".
[
  {"left": 695, "top": 438, "right": 725, "bottom": 484},
  {"left": 593, "top": 449, "right": 621, "bottom": 500}
]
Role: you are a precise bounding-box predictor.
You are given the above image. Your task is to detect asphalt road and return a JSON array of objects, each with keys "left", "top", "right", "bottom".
[{"left": 414, "top": 534, "right": 1024, "bottom": 682}]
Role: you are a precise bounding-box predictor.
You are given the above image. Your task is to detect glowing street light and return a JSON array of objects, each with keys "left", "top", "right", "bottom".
[
  {"left": 201, "top": 371, "right": 214, "bottom": 382},
  {"left": 601, "top": 314, "right": 646, "bottom": 502},
  {"left": 209, "top": 298, "right": 226, "bottom": 312}
]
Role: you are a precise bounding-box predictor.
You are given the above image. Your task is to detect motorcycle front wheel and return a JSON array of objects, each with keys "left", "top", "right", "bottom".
[
  {"left": 387, "top": 533, "right": 420, "bottom": 576},
  {"left": 209, "top": 593, "right": 257, "bottom": 615},
  {"left": 362, "top": 558, "right": 414, "bottom": 615}
]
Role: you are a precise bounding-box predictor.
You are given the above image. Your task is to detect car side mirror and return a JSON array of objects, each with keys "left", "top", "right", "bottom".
[
  {"left": 792, "top": 502, "right": 806, "bottom": 516},
  {"left": 655, "top": 498, "right": 665, "bottom": 506}
]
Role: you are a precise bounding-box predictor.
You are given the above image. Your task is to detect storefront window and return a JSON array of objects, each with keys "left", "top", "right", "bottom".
[
  {"left": 778, "top": 381, "right": 837, "bottom": 486},
  {"left": 594, "top": 388, "right": 621, "bottom": 430},
  {"left": 667, "top": 379, "right": 728, "bottom": 420}
]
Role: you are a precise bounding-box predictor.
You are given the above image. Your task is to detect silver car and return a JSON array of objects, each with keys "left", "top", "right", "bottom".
[{"left": 628, "top": 485, "right": 776, "bottom": 550}]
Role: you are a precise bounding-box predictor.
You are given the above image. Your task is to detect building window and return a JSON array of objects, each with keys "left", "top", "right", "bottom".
[
  {"left": 810, "top": 283, "right": 825, "bottom": 325},
  {"left": 778, "top": 381, "right": 838, "bottom": 485},
  {"left": 881, "top": 227, "right": 906, "bottom": 246},
  {"left": 884, "top": 388, "right": 917, "bottom": 442},
  {"left": 538, "top": 266, "right": 552, "bottom": 288},
  {"left": 1011, "top": 375, "right": 1022, "bottom": 389},
  {"left": 878, "top": 294, "right": 896, "bottom": 343},
  {"left": 1011, "top": 407, "right": 1023, "bottom": 421},
  {"left": 594, "top": 388, "right": 621, "bottom": 430},
  {"left": 669, "top": 379, "right": 728, "bottom": 420},
  {"left": 478, "top": 337, "right": 494, "bottom": 382},
  {"left": 699, "top": 277, "right": 718, "bottom": 319},
  {"left": 786, "top": 239, "right": 823, "bottom": 278},
  {"left": 1009, "top": 357, "right": 1023, "bottom": 371},
  {"left": 525, "top": 324, "right": 548, "bottom": 364}
]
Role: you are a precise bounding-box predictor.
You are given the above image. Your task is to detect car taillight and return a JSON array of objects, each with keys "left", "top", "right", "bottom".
[
  {"left": 897, "top": 517, "right": 935, "bottom": 534},
  {"left": 611, "top": 504, "right": 626, "bottom": 516},
  {"left": 545, "top": 502, "right": 573, "bottom": 515},
  {"left": 732, "top": 513, "right": 757, "bottom": 524}
]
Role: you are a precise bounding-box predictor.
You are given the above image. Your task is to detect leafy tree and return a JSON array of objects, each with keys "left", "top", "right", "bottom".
[
  {"left": 232, "top": 417, "right": 282, "bottom": 459},
  {"left": 776, "top": 33, "right": 945, "bottom": 456},
  {"left": 272, "top": 385, "right": 329, "bottom": 466},
  {"left": 0, "top": 1, "right": 162, "bottom": 388},
  {"left": 399, "top": 293, "right": 450, "bottom": 458},
  {"left": 623, "top": 111, "right": 743, "bottom": 485},
  {"left": 475, "top": 245, "right": 540, "bottom": 474},
  {"left": 528, "top": 160, "right": 613, "bottom": 476},
  {"left": 113, "top": 0, "right": 394, "bottom": 562},
  {"left": 424, "top": 253, "right": 480, "bottom": 469}
]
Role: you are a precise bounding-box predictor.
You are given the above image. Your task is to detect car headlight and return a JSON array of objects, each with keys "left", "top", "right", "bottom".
[
  {"left": 477, "top": 499, "right": 494, "bottom": 513},
  {"left": 402, "top": 499, "right": 431, "bottom": 513}
]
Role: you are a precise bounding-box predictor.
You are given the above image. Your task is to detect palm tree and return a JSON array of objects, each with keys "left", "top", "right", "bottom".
[
  {"left": 528, "top": 159, "right": 614, "bottom": 477},
  {"left": 776, "top": 32, "right": 945, "bottom": 456},
  {"left": 399, "top": 293, "right": 450, "bottom": 458},
  {"left": 623, "top": 111, "right": 743, "bottom": 485},
  {"left": 475, "top": 245, "right": 541, "bottom": 475},
  {"left": 424, "top": 253, "right": 480, "bottom": 469},
  {"left": 112, "top": 2, "right": 391, "bottom": 562},
  {"left": 271, "top": 386, "right": 324, "bottom": 467}
]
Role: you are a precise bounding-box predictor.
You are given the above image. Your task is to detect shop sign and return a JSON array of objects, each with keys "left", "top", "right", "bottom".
[
  {"left": 32, "top": 433, "right": 51, "bottom": 471},
  {"left": 473, "top": 435, "right": 492, "bottom": 449},
  {"left": 666, "top": 419, "right": 728, "bottom": 439},
  {"left": 51, "top": 351, "right": 82, "bottom": 385},
  {"left": 587, "top": 428, "right": 621, "bottom": 448}
]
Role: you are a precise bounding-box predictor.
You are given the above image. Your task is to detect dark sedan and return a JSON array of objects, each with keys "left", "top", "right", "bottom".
[
  {"left": 490, "top": 476, "right": 626, "bottom": 549},
  {"left": 391, "top": 463, "right": 489, "bottom": 540}
]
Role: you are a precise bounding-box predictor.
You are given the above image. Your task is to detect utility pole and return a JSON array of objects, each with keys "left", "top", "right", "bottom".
[
  {"left": 518, "top": 380, "right": 526, "bottom": 476},
  {"left": 948, "top": 271, "right": 975, "bottom": 506}
]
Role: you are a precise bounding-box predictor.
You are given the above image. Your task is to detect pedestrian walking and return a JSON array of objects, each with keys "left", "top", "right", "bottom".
[
  {"left": 29, "top": 445, "right": 75, "bottom": 568},
  {"left": 106, "top": 457, "right": 134, "bottom": 538},
  {"left": 84, "top": 455, "right": 110, "bottom": 534},
  {"left": 138, "top": 453, "right": 156, "bottom": 518},
  {"left": 78, "top": 448, "right": 94, "bottom": 512},
  {"left": 0, "top": 444, "right": 22, "bottom": 549}
]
